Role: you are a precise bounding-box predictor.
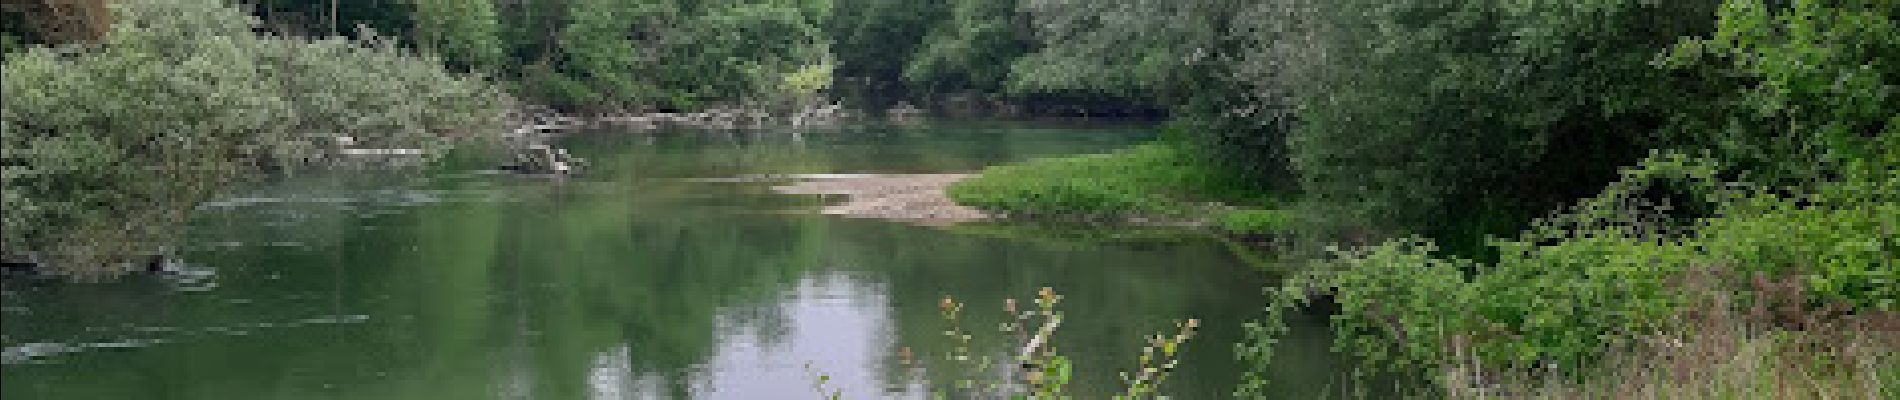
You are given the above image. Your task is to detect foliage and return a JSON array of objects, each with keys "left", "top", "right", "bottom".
[
  {"left": 522, "top": 0, "right": 834, "bottom": 111},
  {"left": 545, "top": 0, "right": 684, "bottom": 110},
  {"left": 1241, "top": 152, "right": 1897, "bottom": 395},
  {"left": 238, "top": 0, "right": 839, "bottom": 112},
  {"left": 780, "top": 62, "right": 836, "bottom": 101},
  {"left": 1012, "top": 0, "right": 1274, "bottom": 171},
  {"left": 0, "top": 0, "right": 507, "bottom": 275},
  {"left": 1477, "top": 269, "right": 1898, "bottom": 400},
  {"left": 1274, "top": 0, "right": 1718, "bottom": 230},
  {"left": 903, "top": 0, "right": 1031, "bottom": 96},
  {"left": 823, "top": 0, "right": 946, "bottom": 105},
  {"left": 1238, "top": 0, "right": 1900, "bottom": 396},
  {"left": 1662, "top": 0, "right": 1900, "bottom": 186},
  {"left": 1, "top": 31, "right": 22, "bottom": 55},
  {"left": 413, "top": 0, "right": 505, "bottom": 71},
  {"left": 903, "top": 288, "right": 1200, "bottom": 399},
  {"left": 1214, "top": 210, "right": 1295, "bottom": 236},
  {"left": 1010, "top": 0, "right": 1232, "bottom": 101},
  {"left": 679, "top": 1, "right": 833, "bottom": 106}
]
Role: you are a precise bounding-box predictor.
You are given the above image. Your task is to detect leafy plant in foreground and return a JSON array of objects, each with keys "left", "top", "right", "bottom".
[{"left": 814, "top": 288, "right": 1199, "bottom": 399}]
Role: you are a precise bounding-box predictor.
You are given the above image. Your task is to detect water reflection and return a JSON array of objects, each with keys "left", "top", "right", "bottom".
[
  {"left": 695, "top": 274, "right": 908, "bottom": 399},
  {"left": 2, "top": 122, "right": 1338, "bottom": 399}
]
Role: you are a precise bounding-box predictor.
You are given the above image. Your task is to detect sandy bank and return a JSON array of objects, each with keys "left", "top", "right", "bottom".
[{"left": 771, "top": 174, "right": 990, "bottom": 224}]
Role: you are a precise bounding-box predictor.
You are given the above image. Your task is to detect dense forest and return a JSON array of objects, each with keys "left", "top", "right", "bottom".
[{"left": 3, "top": 0, "right": 1896, "bottom": 398}]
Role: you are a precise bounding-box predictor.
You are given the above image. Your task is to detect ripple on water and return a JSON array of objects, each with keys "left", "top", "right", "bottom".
[{"left": 0, "top": 314, "right": 370, "bottom": 365}]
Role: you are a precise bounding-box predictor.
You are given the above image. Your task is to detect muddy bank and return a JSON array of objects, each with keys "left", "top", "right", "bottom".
[{"left": 770, "top": 174, "right": 990, "bottom": 224}]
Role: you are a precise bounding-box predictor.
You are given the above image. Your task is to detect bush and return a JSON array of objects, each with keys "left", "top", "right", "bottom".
[
  {"left": 1243, "top": 153, "right": 1899, "bottom": 396},
  {"left": 1662, "top": 0, "right": 1900, "bottom": 187},
  {"left": 0, "top": 0, "right": 508, "bottom": 275},
  {"left": 1279, "top": 0, "right": 1718, "bottom": 230},
  {"left": 1239, "top": 1, "right": 1900, "bottom": 394}
]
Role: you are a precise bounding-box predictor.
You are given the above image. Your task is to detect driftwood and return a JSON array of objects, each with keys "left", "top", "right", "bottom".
[{"left": 500, "top": 144, "right": 585, "bottom": 175}]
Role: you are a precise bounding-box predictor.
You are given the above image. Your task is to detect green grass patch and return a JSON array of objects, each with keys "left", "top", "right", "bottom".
[
  {"left": 1214, "top": 209, "right": 1297, "bottom": 236},
  {"left": 947, "top": 141, "right": 1277, "bottom": 221}
]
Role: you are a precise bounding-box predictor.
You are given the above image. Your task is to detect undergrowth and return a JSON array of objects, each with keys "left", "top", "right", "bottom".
[{"left": 1238, "top": 152, "right": 1900, "bottom": 399}]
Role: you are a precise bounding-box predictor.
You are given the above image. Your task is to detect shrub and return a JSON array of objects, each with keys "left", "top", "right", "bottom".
[
  {"left": 1662, "top": 0, "right": 1900, "bottom": 187},
  {"left": 1280, "top": 0, "right": 1718, "bottom": 230},
  {"left": 1242, "top": 2, "right": 1900, "bottom": 394},
  {"left": 1480, "top": 270, "right": 1899, "bottom": 400},
  {"left": 0, "top": 0, "right": 508, "bottom": 275},
  {"left": 1242, "top": 153, "right": 1899, "bottom": 396}
]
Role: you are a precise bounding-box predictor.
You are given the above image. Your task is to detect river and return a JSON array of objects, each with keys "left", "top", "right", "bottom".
[{"left": 2, "top": 121, "right": 1353, "bottom": 399}]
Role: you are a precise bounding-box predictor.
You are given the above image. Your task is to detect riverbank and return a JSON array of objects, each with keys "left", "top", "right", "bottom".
[{"left": 504, "top": 103, "right": 864, "bottom": 141}]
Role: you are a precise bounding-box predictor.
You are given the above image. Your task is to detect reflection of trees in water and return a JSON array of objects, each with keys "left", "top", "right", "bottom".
[
  {"left": 717, "top": 300, "right": 797, "bottom": 350},
  {"left": 476, "top": 182, "right": 825, "bottom": 398},
  {"left": 5, "top": 171, "right": 830, "bottom": 398},
  {"left": 519, "top": 127, "right": 1273, "bottom": 398},
  {"left": 7, "top": 123, "right": 1183, "bottom": 398},
  {"left": 816, "top": 219, "right": 1275, "bottom": 398}
]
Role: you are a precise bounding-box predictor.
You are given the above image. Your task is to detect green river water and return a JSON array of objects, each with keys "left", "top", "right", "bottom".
[{"left": 2, "top": 121, "right": 1353, "bottom": 399}]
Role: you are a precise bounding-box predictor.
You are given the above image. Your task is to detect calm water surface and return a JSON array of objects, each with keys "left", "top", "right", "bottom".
[{"left": 2, "top": 122, "right": 1351, "bottom": 399}]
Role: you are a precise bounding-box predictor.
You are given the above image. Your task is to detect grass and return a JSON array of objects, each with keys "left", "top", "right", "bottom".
[
  {"left": 1461, "top": 271, "right": 1900, "bottom": 400},
  {"left": 1500, "top": 327, "right": 1899, "bottom": 400},
  {"left": 1215, "top": 209, "right": 1298, "bottom": 236},
  {"left": 947, "top": 141, "right": 1288, "bottom": 234}
]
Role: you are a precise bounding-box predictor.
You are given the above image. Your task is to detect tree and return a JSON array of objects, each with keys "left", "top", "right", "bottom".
[
  {"left": 1012, "top": 0, "right": 1290, "bottom": 181},
  {"left": 413, "top": 0, "right": 505, "bottom": 71},
  {"left": 244, "top": 0, "right": 414, "bottom": 38},
  {"left": 1664, "top": 0, "right": 1900, "bottom": 185},
  {"left": 1277, "top": 0, "right": 1719, "bottom": 230},
  {"left": 903, "top": 0, "right": 1031, "bottom": 96},
  {"left": 826, "top": 0, "right": 947, "bottom": 104}
]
